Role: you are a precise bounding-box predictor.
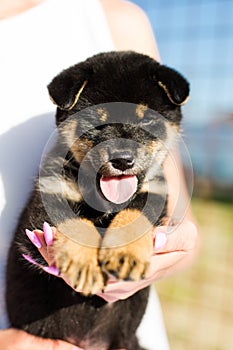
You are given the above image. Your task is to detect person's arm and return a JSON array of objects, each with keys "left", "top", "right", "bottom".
[
  {"left": 0, "top": 329, "right": 80, "bottom": 350},
  {"left": 163, "top": 150, "right": 200, "bottom": 268},
  {"left": 0, "top": 0, "right": 45, "bottom": 19},
  {"left": 100, "top": 0, "right": 160, "bottom": 60}
]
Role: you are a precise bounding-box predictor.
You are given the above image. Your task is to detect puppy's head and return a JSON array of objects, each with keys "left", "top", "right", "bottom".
[{"left": 47, "top": 51, "right": 189, "bottom": 204}]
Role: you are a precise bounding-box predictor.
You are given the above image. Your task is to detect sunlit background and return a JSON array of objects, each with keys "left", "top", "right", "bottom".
[{"left": 132, "top": 1, "right": 233, "bottom": 349}]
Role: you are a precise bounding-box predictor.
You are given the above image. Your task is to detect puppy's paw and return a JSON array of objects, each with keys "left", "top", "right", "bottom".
[
  {"left": 98, "top": 209, "right": 154, "bottom": 281},
  {"left": 53, "top": 219, "right": 105, "bottom": 295},
  {"left": 99, "top": 247, "right": 149, "bottom": 281}
]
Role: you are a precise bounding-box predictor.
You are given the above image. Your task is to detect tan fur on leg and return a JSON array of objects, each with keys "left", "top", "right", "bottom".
[
  {"left": 99, "top": 209, "right": 154, "bottom": 281},
  {"left": 53, "top": 218, "right": 105, "bottom": 295}
]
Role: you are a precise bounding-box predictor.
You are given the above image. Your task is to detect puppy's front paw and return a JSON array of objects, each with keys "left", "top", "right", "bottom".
[
  {"left": 53, "top": 219, "right": 105, "bottom": 295},
  {"left": 98, "top": 209, "right": 154, "bottom": 281},
  {"left": 99, "top": 247, "right": 149, "bottom": 281}
]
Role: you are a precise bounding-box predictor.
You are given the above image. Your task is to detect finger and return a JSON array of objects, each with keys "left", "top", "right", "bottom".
[
  {"left": 0, "top": 329, "right": 82, "bottom": 350},
  {"left": 153, "top": 220, "right": 198, "bottom": 254},
  {"left": 25, "top": 333, "right": 81, "bottom": 350},
  {"left": 25, "top": 229, "right": 42, "bottom": 249},
  {"left": 98, "top": 222, "right": 198, "bottom": 302},
  {"left": 22, "top": 254, "right": 40, "bottom": 266},
  {"left": 24, "top": 229, "right": 51, "bottom": 264},
  {"left": 22, "top": 254, "right": 60, "bottom": 276},
  {"left": 36, "top": 225, "right": 56, "bottom": 264},
  {"left": 43, "top": 221, "right": 54, "bottom": 246},
  {"left": 153, "top": 232, "right": 167, "bottom": 250},
  {"left": 34, "top": 231, "right": 50, "bottom": 260}
]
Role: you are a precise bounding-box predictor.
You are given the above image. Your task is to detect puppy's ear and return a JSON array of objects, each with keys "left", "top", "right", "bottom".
[
  {"left": 155, "top": 65, "right": 190, "bottom": 106},
  {"left": 47, "top": 70, "right": 88, "bottom": 111}
]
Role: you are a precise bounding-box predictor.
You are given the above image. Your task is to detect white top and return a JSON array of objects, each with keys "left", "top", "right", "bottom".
[{"left": 0, "top": 0, "right": 114, "bottom": 328}]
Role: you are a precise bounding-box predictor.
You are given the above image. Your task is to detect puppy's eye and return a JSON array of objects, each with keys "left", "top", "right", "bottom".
[
  {"left": 140, "top": 118, "right": 154, "bottom": 126},
  {"left": 138, "top": 118, "right": 163, "bottom": 139},
  {"left": 138, "top": 116, "right": 155, "bottom": 128}
]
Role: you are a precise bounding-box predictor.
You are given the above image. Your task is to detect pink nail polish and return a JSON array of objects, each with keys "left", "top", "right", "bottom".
[
  {"left": 43, "top": 222, "right": 53, "bottom": 246},
  {"left": 22, "top": 254, "right": 39, "bottom": 265},
  {"left": 43, "top": 266, "right": 60, "bottom": 276},
  {"left": 154, "top": 232, "right": 167, "bottom": 250},
  {"left": 25, "top": 229, "right": 42, "bottom": 249}
]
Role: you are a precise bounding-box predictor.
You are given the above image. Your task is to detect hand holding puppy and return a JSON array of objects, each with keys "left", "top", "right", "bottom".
[
  {"left": 24, "top": 220, "right": 198, "bottom": 301},
  {"left": 0, "top": 328, "right": 81, "bottom": 350}
]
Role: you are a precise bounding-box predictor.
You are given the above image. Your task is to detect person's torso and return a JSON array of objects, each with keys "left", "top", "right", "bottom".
[{"left": 0, "top": 0, "right": 114, "bottom": 328}]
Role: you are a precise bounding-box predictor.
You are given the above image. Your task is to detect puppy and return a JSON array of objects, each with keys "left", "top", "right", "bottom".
[{"left": 6, "top": 51, "right": 189, "bottom": 350}]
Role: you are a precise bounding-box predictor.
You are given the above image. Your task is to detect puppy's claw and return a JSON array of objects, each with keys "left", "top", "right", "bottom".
[
  {"left": 99, "top": 250, "right": 149, "bottom": 281},
  {"left": 54, "top": 234, "right": 105, "bottom": 295}
]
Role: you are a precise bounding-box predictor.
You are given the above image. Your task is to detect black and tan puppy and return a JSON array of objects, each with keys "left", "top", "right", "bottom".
[{"left": 6, "top": 51, "right": 189, "bottom": 350}]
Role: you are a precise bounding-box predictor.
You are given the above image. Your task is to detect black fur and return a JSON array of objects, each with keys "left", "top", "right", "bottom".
[{"left": 6, "top": 51, "right": 189, "bottom": 350}]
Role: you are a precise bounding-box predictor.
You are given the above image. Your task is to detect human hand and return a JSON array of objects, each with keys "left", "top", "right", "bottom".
[
  {"left": 23, "top": 220, "right": 198, "bottom": 302},
  {"left": 97, "top": 219, "right": 198, "bottom": 301},
  {"left": 0, "top": 328, "right": 81, "bottom": 350}
]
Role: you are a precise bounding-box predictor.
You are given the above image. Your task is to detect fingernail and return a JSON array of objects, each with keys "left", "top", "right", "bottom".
[
  {"left": 25, "top": 229, "right": 42, "bottom": 249},
  {"left": 22, "top": 254, "right": 39, "bottom": 265},
  {"left": 166, "top": 225, "right": 176, "bottom": 234},
  {"left": 43, "top": 222, "right": 53, "bottom": 246},
  {"left": 43, "top": 266, "right": 60, "bottom": 276},
  {"left": 154, "top": 232, "right": 167, "bottom": 250}
]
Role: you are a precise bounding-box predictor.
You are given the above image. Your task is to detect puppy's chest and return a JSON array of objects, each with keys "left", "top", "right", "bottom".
[
  {"left": 68, "top": 200, "right": 115, "bottom": 228},
  {"left": 68, "top": 200, "right": 149, "bottom": 239}
]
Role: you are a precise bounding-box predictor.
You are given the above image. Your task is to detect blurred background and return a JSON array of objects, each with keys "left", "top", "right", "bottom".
[{"left": 132, "top": 1, "right": 233, "bottom": 349}]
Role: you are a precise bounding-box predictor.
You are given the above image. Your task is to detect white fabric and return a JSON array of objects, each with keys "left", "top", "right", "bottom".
[
  {"left": 0, "top": 0, "right": 114, "bottom": 329},
  {"left": 137, "top": 287, "right": 170, "bottom": 350},
  {"left": 0, "top": 1, "right": 170, "bottom": 348}
]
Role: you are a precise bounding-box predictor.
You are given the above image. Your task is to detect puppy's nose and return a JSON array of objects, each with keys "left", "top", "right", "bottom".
[{"left": 110, "top": 152, "right": 135, "bottom": 171}]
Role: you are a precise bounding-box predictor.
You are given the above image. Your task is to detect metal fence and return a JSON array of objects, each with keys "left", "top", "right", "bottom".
[{"left": 133, "top": 0, "right": 233, "bottom": 196}]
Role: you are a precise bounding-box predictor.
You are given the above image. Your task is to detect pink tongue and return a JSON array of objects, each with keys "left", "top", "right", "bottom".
[{"left": 100, "top": 175, "right": 138, "bottom": 204}]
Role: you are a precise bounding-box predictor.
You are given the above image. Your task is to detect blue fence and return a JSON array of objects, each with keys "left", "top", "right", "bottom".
[{"left": 133, "top": 0, "right": 233, "bottom": 188}]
